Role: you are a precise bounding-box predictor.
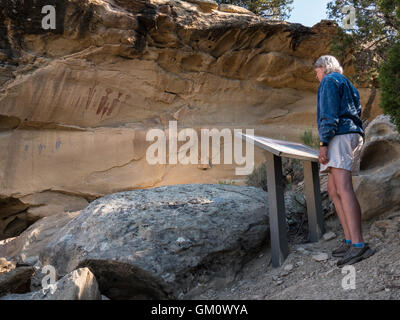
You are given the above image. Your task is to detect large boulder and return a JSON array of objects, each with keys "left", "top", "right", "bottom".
[
  {"left": 37, "top": 184, "right": 269, "bottom": 299},
  {"left": 354, "top": 115, "right": 400, "bottom": 220}
]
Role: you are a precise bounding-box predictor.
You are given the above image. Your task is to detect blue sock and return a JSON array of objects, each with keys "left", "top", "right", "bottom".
[
  {"left": 353, "top": 242, "right": 365, "bottom": 248},
  {"left": 345, "top": 239, "right": 352, "bottom": 244}
]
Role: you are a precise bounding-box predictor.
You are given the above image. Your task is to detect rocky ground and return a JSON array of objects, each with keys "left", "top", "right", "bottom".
[
  {"left": 194, "top": 208, "right": 400, "bottom": 300},
  {"left": 0, "top": 181, "right": 399, "bottom": 300}
]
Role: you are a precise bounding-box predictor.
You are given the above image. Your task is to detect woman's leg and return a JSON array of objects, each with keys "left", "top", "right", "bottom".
[
  {"left": 327, "top": 171, "right": 351, "bottom": 240},
  {"left": 330, "top": 167, "right": 364, "bottom": 244}
]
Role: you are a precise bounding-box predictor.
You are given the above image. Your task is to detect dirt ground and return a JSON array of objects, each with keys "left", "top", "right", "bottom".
[{"left": 193, "top": 208, "right": 400, "bottom": 300}]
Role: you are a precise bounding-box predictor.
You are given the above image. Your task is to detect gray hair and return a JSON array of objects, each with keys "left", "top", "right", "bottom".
[{"left": 314, "top": 55, "right": 343, "bottom": 74}]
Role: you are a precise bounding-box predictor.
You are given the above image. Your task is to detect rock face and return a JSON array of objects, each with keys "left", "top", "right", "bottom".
[
  {"left": 35, "top": 184, "right": 269, "bottom": 299},
  {"left": 219, "top": 4, "right": 255, "bottom": 15},
  {"left": 0, "top": 0, "right": 382, "bottom": 239},
  {"left": 0, "top": 192, "right": 88, "bottom": 241},
  {"left": 0, "top": 211, "right": 81, "bottom": 265},
  {"left": 354, "top": 115, "right": 400, "bottom": 220},
  {"left": 184, "top": 0, "right": 218, "bottom": 11},
  {"left": 0, "top": 266, "right": 34, "bottom": 297},
  {"left": 0, "top": 257, "right": 16, "bottom": 274},
  {"left": 0, "top": 267, "right": 101, "bottom": 300}
]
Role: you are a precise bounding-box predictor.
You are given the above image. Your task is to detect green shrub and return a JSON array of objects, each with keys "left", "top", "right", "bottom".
[
  {"left": 378, "top": 41, "right": 400, "bottom": 133},
  {"left": 245, "top": 157, "right": 303, "bottom": 192},
  {"left": 282, "top": 157, "right": 303, "bottom": 189},
  {"left": 218, "top": 180, "right": 236, "bottom": 185},
  {"left": 246, "top": 161, "right": 268, "bottom": 192},
  {"left": 300, "top": 128, "right": 319, "bottom": 149}
]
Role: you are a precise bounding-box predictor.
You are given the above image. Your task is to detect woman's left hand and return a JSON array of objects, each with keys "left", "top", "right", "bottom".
[{"left": 319, "top": 146, "right": 329, "bottom": 164}]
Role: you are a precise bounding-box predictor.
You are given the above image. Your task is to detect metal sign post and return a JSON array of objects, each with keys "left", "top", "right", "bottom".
[{"left": 236, "top": 132, "right": 325, "bottom": 267}]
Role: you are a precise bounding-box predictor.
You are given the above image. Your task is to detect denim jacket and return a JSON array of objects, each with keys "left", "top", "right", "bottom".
[{"left": 317, "top": 72, "right": 365, "bottom": 145}]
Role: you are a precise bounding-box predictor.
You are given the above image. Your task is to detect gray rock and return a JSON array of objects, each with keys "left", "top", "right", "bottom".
[
  {"left": 322, "top": 231, "right": 336, "bottom": 241},
  {"left": 0, "top": 257, "right": 16, "bottom": 274},
  {"left": 354, "top": 115, "right": 400, "bottom": 220},
  {"left": 295, "top": 261, "right": 304, "bottom": 267},
  {"left": 37, "top": 267, "right": 101, "bottom": 300},
  {"left": 218, "top": 4, "right": 255, "bottom": 15},
  {"left": 184, "top": 0, "right": 218, "bottom": 11},
  {"left": 0, "top": 267, "right": 101, "bottom": 300},
  {"left": 312, "top": 253, "right": 329, "bottom": 262},
  {"left": 29, "top": 261, "right": 43, "bottom": 292},
  {"left": 295, "top": 246, "right": 306, "bottom": 253},
  {"left": 38, "top": 184, "right": 269, "bottom": 299},
  {"left": 324, "top": 268, "right": 336, "bottom": 277},
  {"left": 283, "top": 263, "right": 294, "bottom": 272},
  {"left": 0, "top": 266, "right": 34, "bottom": 297},
  {"left": 29, "top": 261, "right": 57, "bottom": 292},
  {"left": 0, "top": 211, "right": 81, "bottom": 265},
  {"left": 0, "top": 292, "right": 36, "bottom": 300}
]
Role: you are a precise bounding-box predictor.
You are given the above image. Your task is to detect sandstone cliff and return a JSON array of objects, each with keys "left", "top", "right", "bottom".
[{"left": 0, "top": 0, "right": 382, "bottom": 238}]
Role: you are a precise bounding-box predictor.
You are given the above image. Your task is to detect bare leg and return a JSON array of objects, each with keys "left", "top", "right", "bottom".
[
  {"left": 330, "top": 167, "right": 364, "bottom": 244},
  {"left": 327, "top": 172, "right": 351, "bottom": 240}
]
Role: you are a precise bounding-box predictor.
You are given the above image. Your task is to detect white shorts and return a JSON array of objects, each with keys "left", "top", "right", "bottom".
[{"left": 320, "top": 133, "right": 364, "bottom": 176}]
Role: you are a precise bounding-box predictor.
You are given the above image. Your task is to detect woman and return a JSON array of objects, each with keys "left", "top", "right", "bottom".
[{"left": 314, "top": 55, "right": 374, "bottom": 267}]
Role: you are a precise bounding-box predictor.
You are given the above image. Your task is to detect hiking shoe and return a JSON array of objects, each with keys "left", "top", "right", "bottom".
[
  {"left": 332, "top": 240, "right": 351, "bottom": 258},
  {"left": 336, "top": 243, "right": 375, "bottom": 267}
]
